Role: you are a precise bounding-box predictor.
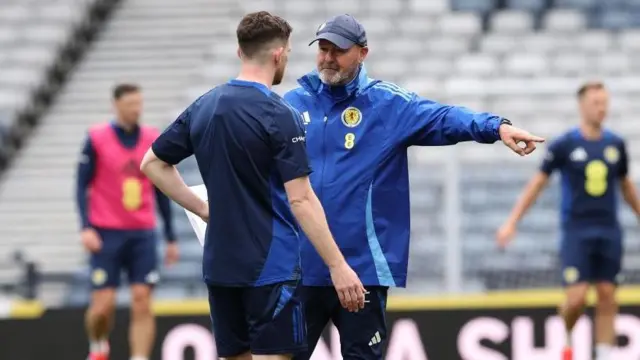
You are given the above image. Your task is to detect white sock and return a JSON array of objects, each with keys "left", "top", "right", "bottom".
[
  {"left": 595, "top": 343, "right": 612, "bottom": 360},
  {"left": 130, "top": 357, "right": 148, "bottom": 360},
  {"left": 565, "top": 328, "right": 572, "bottom": 348},
  {"left": 89, "top": 339, "right": 108, "bottom": 353}
]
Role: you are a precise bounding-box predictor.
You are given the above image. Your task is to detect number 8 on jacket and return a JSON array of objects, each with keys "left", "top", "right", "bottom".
[{"left": 345, "top": 133, "right": 356, "bottom": 149}]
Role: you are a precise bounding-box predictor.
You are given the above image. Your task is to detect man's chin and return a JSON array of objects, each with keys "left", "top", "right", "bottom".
[{"left": 319, "top": 72, "right": 342, "bottom": 86}]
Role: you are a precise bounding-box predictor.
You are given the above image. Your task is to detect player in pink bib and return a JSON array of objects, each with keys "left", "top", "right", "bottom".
[{"left": 75, "top": 84, "right": 178, "bottom": 360}]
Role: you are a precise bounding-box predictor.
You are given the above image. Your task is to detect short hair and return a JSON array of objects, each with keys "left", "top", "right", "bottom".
[
  {"left": 577, "top": 81, "right": 605, "bottom": 99},
  {"left": 113, "top": 83, "right": 141, "bottom": 100},
  {"left": 236, "top": 11, "right": 292, "bottom": 59}
]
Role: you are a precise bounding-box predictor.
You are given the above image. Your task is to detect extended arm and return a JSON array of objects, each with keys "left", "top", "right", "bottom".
[
  {"left": 387, "top": 84, "right": 543, "bottom": 153},
  {"left": 388, "top": 84, "right": 502, "bottom": 146}
]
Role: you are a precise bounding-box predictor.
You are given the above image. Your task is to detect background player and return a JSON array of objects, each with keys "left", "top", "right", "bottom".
[
  {"left": 140, "top": 12, "right": 365, "bottom": 360},
  {"left": 497, "top": 82, "right": 640, "bottom": 360},
  {"left": 284, "top": 14, "right": 545, "bottom": 360},
  {"left": 76, "top": 83, "right": 179, "bottom": 360}
]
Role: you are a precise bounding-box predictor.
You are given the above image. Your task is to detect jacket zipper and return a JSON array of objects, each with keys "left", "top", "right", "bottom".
[{"left": 319, "top": 114, "right": 328, "bottom": 201}]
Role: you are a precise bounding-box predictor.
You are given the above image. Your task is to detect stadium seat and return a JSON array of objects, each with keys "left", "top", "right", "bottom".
[
  {"left": 397, "top": 15, "right": 438, "bottom": 35},
  {"left": 282, "top": 1, "right": 321, "bottom": 16},
  {"left": 502, "top": 53, "right": 549, "bottom": 76},
  {"left": 451, "top": 0, "right": 497, "bottom": 13},
  {"left": 372, "top": 0, "right": 403, "bottom": 15},
  {"left": 596, "top": 52, "right": 632, "bottom": 75},
  {"left": 358, "top": 17, "right": 394, "bottom": 37},
  {"left": 506, "top": 0, "right": 547, "bottom": 12},
  {"left": 618, "top": 29, "right": 640, "bottom": 52},
  {"left": 550, "top": 53, "right": 592, "bottom": 76},
  {"left": 595, "top": 8, "right": 636, "bottom": 30},
  {"left": 554, "top": 0, "right": 598, "bottom": 10},
  {"left": 574, "top": 30, "right": 614, "bottom": 52},
  {"left": 478, "top": 33, "right": 519, "bottom": 54},
  {"left": 438, "top": 12, "right": 483, "bottom": 36},
  {"left": 542, "top": 9, "right": 587, "bottom": 31},
  {"left": 455, "top": 54, "right": 499, "bottom": 77},
  {"left": 423, "top": 36, "right": 473, "bottom": 55},
  {"left": 322, "top": 0, "right": 362, "bottom": 14},
  {"left": 490, "top": 10, "right": 535, "bottom": 33},
  {"left": 408, "top": 0, "right": 448, "bottom": 14}
]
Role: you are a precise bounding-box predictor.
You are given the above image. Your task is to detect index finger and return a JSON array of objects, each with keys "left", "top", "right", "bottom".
[{"left": 523, "top": 134, "right": 545, "bottom": 143}]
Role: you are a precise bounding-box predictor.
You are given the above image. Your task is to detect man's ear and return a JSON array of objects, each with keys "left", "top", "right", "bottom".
[
  {"left": 237, "top": 47, "right": 243, "bottom": 60},
  {"left": 273, "top": 46, "right": 285, "bottom": 64},
  {"left": 359, "top": 47, "right": 369, "bottom": 63}
]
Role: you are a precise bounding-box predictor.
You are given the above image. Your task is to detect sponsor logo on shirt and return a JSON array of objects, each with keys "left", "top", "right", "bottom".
[{"left": 569, "top": 147, "right": 587, "bottom": 162}]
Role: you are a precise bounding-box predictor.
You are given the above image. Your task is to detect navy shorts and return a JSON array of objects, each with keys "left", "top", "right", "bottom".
[
  {"left": 293, "top": 286, "right": 389, "bottom": 360},
  {"left": 560, "top": 228, "right": 623, "bottom": 286},
  {"left": 89, "top": 228, "right": 158, "bottom": 289},
  {"left": 207, "top": 280, "right": 307, "bottom": 357}
]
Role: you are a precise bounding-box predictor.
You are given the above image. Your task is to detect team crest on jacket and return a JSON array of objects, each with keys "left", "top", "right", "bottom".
[
  {"left": 604, "top": 146, "right": 619, "bottom": 164},
  {"left": 341, "top": 107, "right": 362, "bottom": 128}
]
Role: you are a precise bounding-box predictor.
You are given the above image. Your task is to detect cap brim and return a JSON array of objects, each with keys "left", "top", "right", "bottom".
[{"left": 308, "top": 33, "right": 355, "bottom": 50}]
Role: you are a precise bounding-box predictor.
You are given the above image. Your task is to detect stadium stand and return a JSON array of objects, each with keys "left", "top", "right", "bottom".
[
  {"left": 1, "top": 0, "right": 640, "bottom": 304},
  {"left": 0, "top": 0, "right": 121, "bottom": 303}
]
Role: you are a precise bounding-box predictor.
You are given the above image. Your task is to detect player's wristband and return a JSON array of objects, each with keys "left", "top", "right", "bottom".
[{"left": 500, "top": 118, "right": 512, "bottom": 127}]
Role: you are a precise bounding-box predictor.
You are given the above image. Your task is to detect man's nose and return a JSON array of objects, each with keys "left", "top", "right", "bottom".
[{"left": 323, "top": 51, "right": 335, "bottom": 63}]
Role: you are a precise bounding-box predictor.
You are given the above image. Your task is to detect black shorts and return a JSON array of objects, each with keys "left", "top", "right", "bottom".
[
  {"left": 207, "top": 280, "right": 307, "bottom": 357},
  {"left": 293, "top": 285, "right": 389, "bottom": 360}
]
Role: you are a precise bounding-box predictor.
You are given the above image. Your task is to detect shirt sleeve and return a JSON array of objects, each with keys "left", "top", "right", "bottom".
[
  {"left": 75, "top": 135, "right": 96, "bottom": 229},
  {"left": 540, "top": 138, "right": 565, "bottom": 175},
  {"left": 269, "top": 106, "right": 312, "bottom": 182},
  {"left": 384, "top": 84, "right": 502, "bottom": 146},
  {"left": 619, "top": 140, "right": 629, "bottom": 178},
  {"left": 151, "top": 106, "right": 194, "bottom": 165}
]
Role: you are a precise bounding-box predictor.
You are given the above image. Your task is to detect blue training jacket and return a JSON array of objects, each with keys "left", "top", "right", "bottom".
[{"left": 284, "top": 66, "right": 503, "bottom": 287}]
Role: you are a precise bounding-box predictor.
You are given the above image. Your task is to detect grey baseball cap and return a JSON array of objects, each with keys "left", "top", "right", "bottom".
[{"left": 309, "top": 14, "right": 368, "bottom": 50}]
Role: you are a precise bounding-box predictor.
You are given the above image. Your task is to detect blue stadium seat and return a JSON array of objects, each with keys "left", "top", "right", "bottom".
[
  {"left": 507, "top": 0, "right": 547, "bottom": 12},
  {"left": 451, "top": 0, "right": 497, "bottom": 13},
  {"left": 595, "top": 8, "right": 636, "bottom": 30},
  {"left": 554, "top": 0, "right": 597, "bottom": 10},
  {"left": 596, "top": 0, "right": 630, "bottom": 6}
]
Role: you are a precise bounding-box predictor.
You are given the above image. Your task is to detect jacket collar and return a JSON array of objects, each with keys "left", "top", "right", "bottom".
[{"left": 297, "top": 64, "right": 376, "bottom": 99}]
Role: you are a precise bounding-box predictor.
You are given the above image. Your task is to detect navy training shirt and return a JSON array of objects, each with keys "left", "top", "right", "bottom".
[
  {"left": 540, "top": 127, "right": 628, "bottom": 230},
  {"left": 151, "top": 80, "right": 312, "bottom": 287}
]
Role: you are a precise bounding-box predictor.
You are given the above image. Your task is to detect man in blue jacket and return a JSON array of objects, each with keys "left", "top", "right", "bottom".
[{"left": 284, "top": 14, "right": 544, "bottom": 360}]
